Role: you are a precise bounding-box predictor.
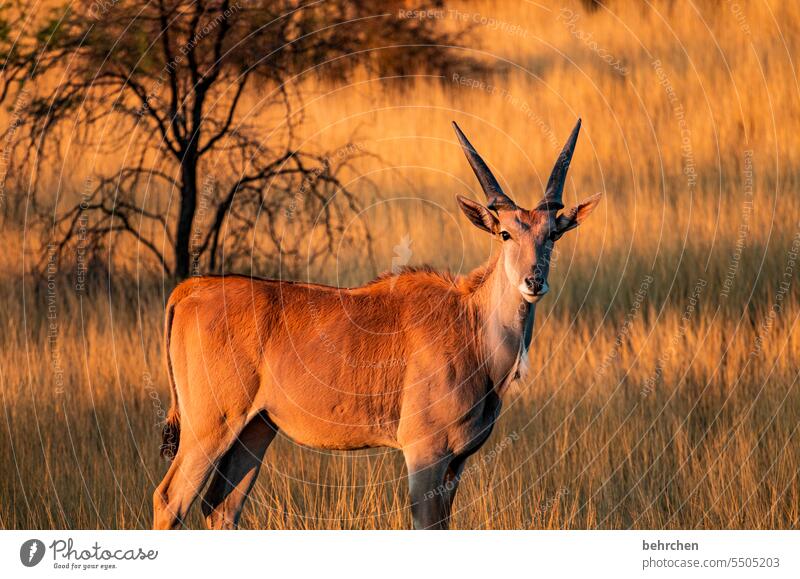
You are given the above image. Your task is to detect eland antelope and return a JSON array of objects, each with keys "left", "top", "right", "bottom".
[{"left": 153, "top": 119, "right": 601, "bottom": 530}]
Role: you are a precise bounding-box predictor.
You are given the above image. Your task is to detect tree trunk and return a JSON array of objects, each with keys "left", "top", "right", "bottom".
[{"left": 174, "top": 157, "right": 198, "bottom": 280}]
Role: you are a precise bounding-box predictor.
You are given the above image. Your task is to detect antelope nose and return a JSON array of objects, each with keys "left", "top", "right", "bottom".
[{"left": 525, "top": 275, "right": 546, "bottom": 295}]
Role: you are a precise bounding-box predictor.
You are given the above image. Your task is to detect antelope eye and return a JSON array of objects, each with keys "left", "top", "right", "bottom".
[{"left": 500, "top": 231, "right": 511, "bottom": 241}]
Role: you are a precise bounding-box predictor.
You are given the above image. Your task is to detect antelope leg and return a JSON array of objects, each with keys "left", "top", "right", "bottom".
[{"left": 405, "top": 456, "right": 452, "bottom": 530}]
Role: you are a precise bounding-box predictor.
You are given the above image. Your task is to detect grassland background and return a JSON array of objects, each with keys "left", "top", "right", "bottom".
[{"left": 1, "top": 0, "right": 799, "bottom": 529}]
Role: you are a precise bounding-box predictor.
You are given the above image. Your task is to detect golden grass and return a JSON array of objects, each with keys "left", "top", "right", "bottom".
[{"left": 1, "top": 0, "right": 799, "bottom": 529}]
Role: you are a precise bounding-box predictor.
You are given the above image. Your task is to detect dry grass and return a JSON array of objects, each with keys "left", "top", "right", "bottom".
[{"left": 1, "top": 0, "right": 799, "bottom": 529}]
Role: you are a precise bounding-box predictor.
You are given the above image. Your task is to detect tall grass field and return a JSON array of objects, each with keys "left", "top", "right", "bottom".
[{"left": 1, "top": 0, "right": 799, "bottom": 529}]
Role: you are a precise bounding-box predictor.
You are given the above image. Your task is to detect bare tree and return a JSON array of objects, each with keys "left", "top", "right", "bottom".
[{"left": 2, "top": 0, "right": 464, "bottom": 278}]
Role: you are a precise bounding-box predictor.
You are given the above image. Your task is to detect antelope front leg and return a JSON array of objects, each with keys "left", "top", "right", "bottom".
[
  {"left": 405, "top": 454, "right": 451, "bottom": 530},
  {"left": 443, "top": 454, "right": 468, "bottom": 517}
]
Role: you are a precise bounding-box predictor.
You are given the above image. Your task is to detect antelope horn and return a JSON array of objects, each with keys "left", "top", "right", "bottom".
[
  {"left": 452, "top": 122, "right": 516, "bottom": 211},
  {"left": 536, "top": 118, "right": 581, "bottom": 212}
]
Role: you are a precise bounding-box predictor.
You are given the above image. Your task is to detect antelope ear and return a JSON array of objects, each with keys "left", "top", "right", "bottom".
[
  {"left": 553, "top": 192, "right": 602, "bottom": 240},
  {"left": 456, "top": 195, "right": 499, "bottom": 234}
]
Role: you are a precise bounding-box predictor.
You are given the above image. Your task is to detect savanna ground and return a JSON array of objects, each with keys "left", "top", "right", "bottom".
[{"left": 1, "top": 0, "right": 800, "bottom": 529}]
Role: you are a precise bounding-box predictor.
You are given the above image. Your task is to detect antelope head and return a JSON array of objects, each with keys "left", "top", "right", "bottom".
[{"left": 453, "top": 119, "right": 602, "bottom": 303}]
